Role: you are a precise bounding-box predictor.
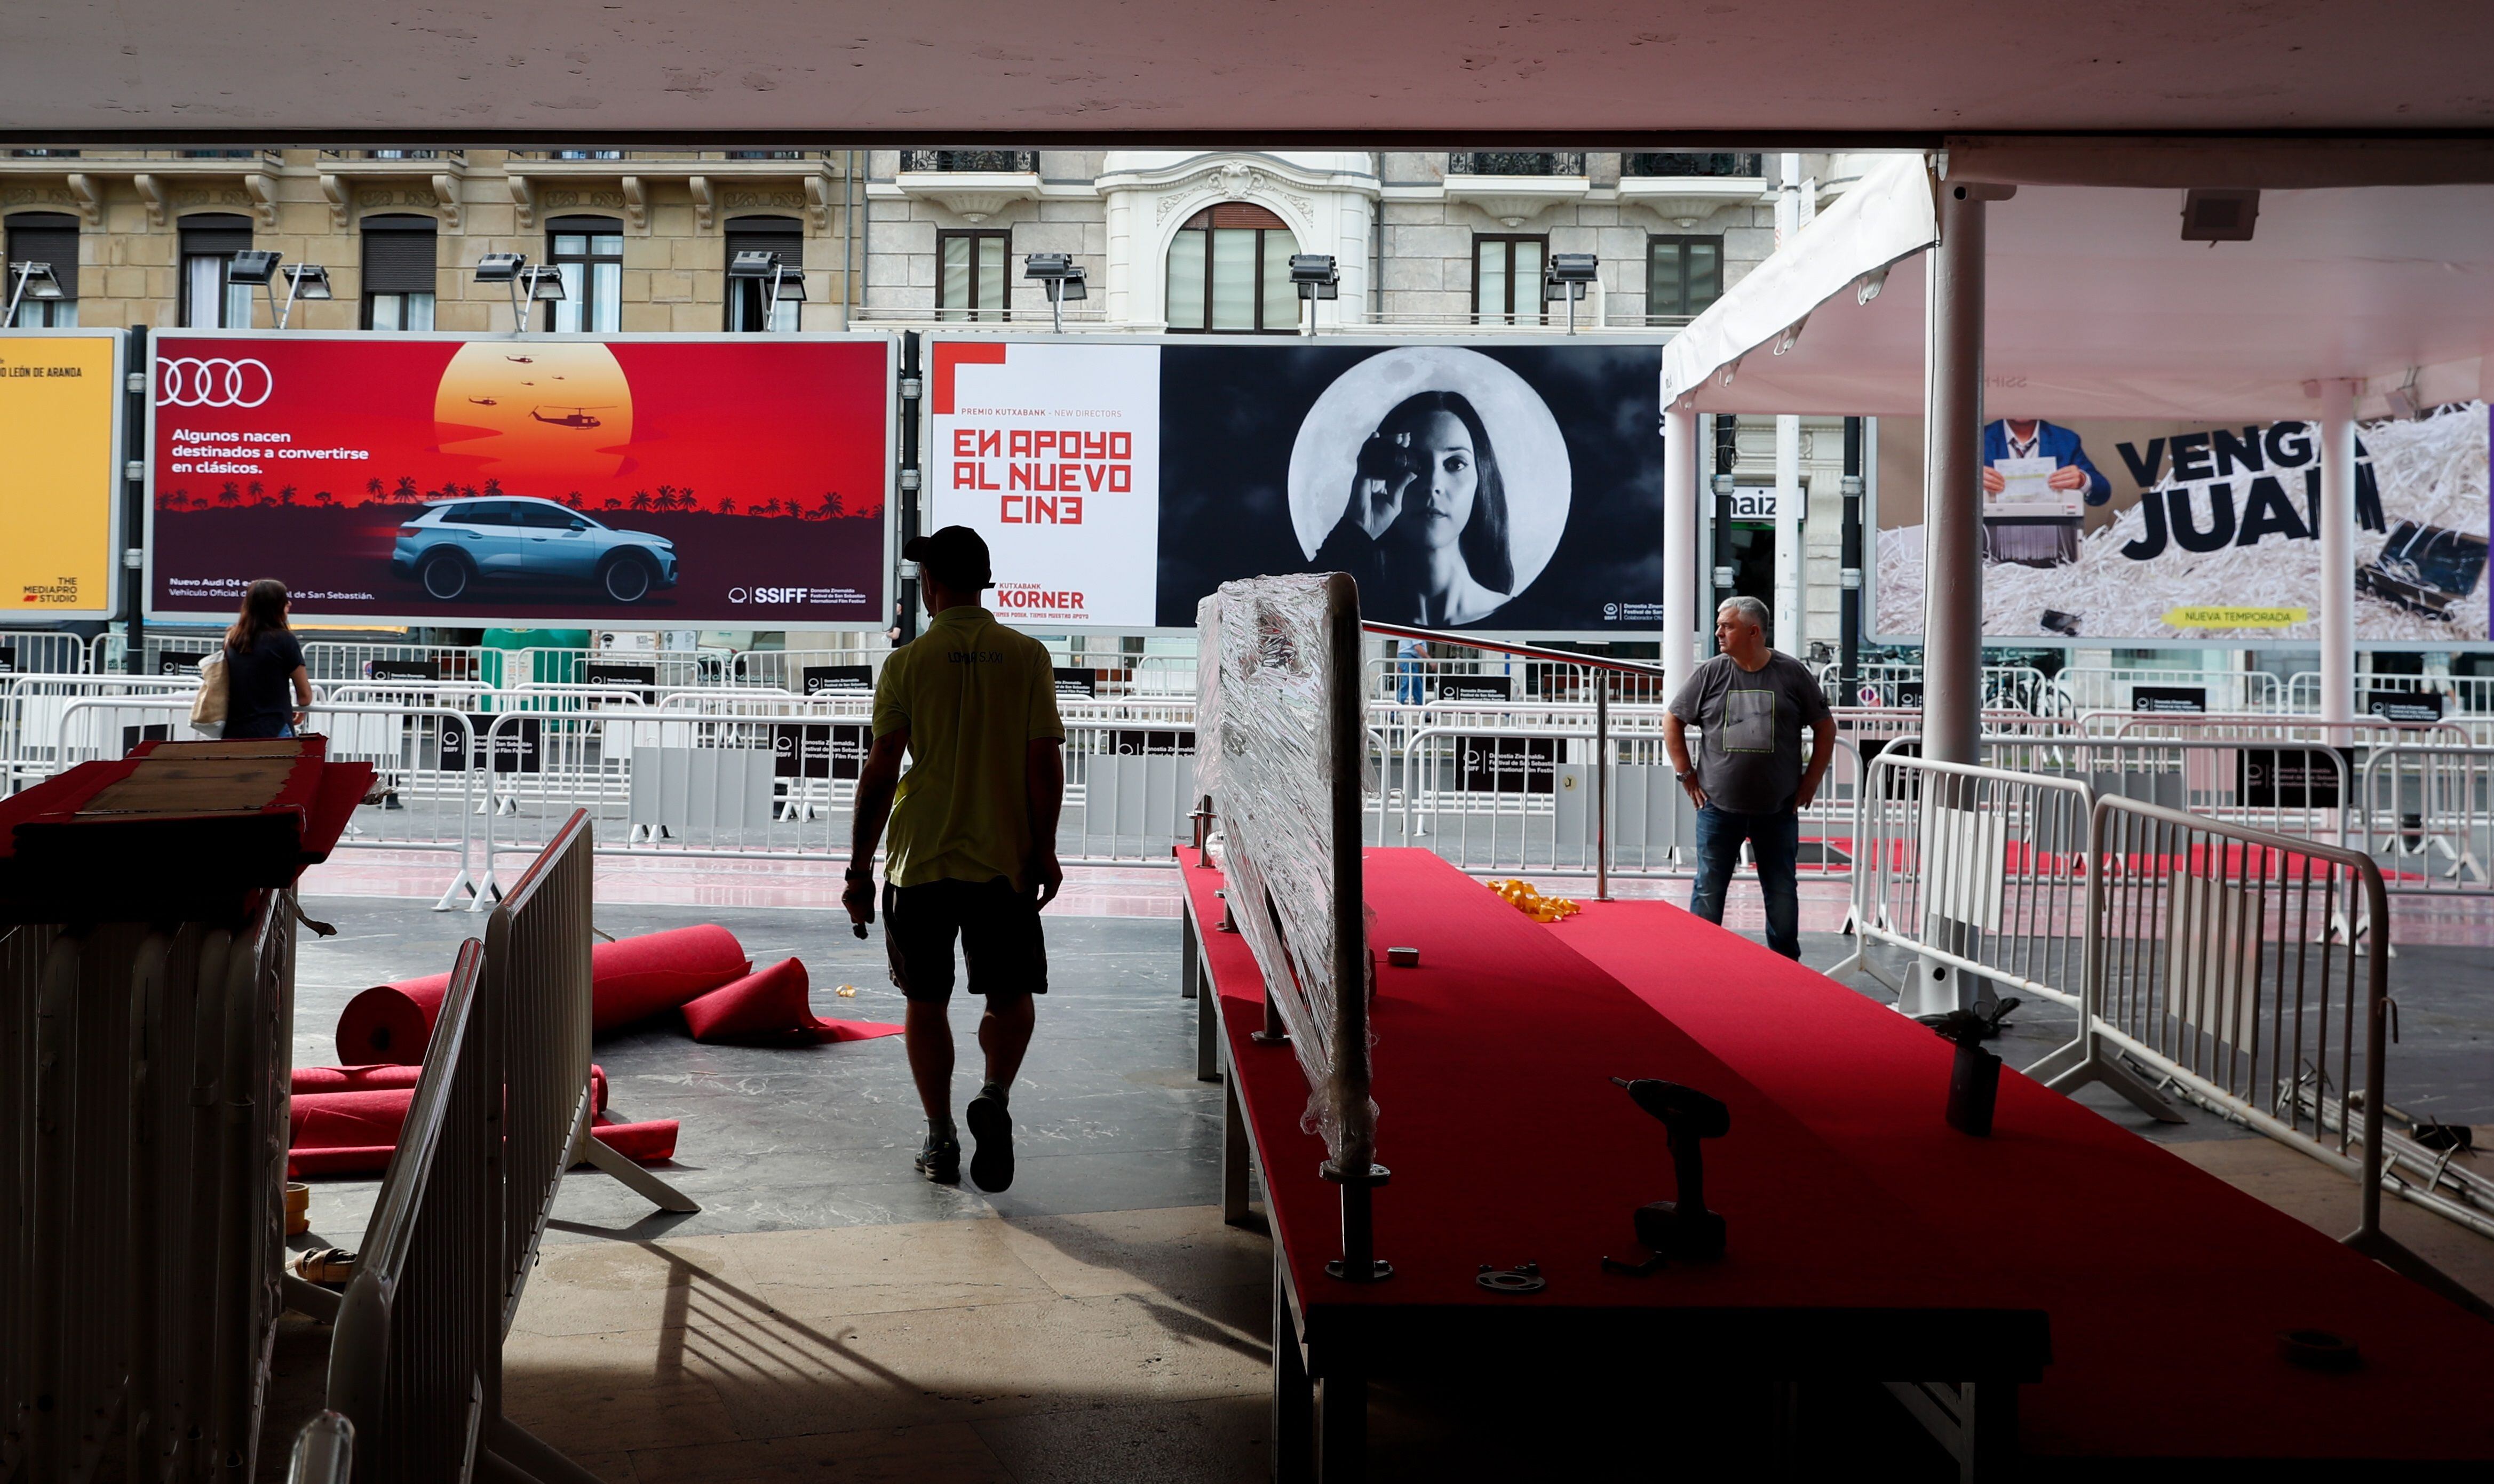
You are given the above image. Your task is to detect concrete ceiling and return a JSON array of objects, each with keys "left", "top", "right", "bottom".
[{"left": 6, "top": 1, "right": 2494, "bottom": 147}]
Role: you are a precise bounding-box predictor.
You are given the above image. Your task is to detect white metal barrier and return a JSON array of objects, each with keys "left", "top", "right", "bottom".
[
  {"left": 2031, "top": 796, "right": 2492, "bottom": 1307},
  {"left": 2291, "top": 669, "right": 2494, "bottom": 719},
  {"left": 2358, "top": 745, "right": 2493, "bottom": 895},
  {"left": 1837, "top": 753, "right": 2099, "bottom": 1023},
  {"left": 0, "top": 628, "right": 94, "bottom": 675}
]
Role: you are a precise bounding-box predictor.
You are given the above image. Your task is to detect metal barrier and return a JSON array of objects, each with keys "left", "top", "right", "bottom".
[
  {"left": 287, "top": 1413, "right": 355, "bottom": 1484},
  {"left": 1834, "top": 752, "right": 2105, "bottom": 1025},
  {"left": 2093, "top": 710, "right": 2474, "bottom": 747},
  {"left": 2, "top": 890, "right": 297, "bottom": 1480},
  {"left": 327, "top": 940, "right": 491, "bottom": 1484},
  {"left": 2031, "top": 796, "right": 2490, "bottom": 1313},
  {"left": 1974, "top": 734, "right": 2356, "bottom": 851},
  {"left": 2358, "top": 745, "right": 2494, "bottom": 895},
  {"left": 2292, "top": 669, "right": 2494, "bottom": 719},
  {"left": 0, "top": 628, "right": 94, "bottom": 675},
  {"left": 2, "top": 674, "right": 198, "bottom": 792}
]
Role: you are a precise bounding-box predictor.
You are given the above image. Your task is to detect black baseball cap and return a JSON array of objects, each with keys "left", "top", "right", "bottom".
[{"left": 904, "top": 525, "right": 993, "bottom": 589}]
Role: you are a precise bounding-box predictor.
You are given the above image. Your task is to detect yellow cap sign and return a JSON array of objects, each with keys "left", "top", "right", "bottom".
[{"left": 0, "top": 332, "right": 122, "bottom": 619}]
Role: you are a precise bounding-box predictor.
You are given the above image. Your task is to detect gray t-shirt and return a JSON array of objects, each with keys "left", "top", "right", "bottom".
[{"left": 1667, "top": 652, "right": 1831, "bottom": 814}]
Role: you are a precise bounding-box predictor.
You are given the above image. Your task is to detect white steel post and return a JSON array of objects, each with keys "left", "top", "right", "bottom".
[
  {"left": 1775, "top": 413, "right": 1803, "bottom": 655},
  {"left": 1663, "top": 401, "right": 1699, "bottom": 692},
  {"left": 1922, "top": 180, "right": 2007, "bottom": 769},
  {"left": 2319, "top": 379, "right": 2357, "bottom": 725}
]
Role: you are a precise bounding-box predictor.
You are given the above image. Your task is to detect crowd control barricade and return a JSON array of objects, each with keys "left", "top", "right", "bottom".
[
  {"left": 1830, "top": 752, "right": 2123, "bottom": 1035},
  {"left": 2032, "top": 797, "right": 2492, "bottom": 1313},
  {"left": 300, "top": 640, "right": 491, "bottom": 687},
  {"left": 0, "top": 629, "right": 95, "bottom": 676},
  {"left": 2357, "top": 744, "right": 2493, "bottom": 896},
  {"left": 2056, "top": 666, "right": 2286, "bottom": 716},
  {"left": 1, "top": 889, "right": 297, "bottom": 1480},
  {"left": 479, "top": 812, "right": 696, "bottom": 1479},
  {"left": 286, "top": 1413, "right": 355, "bottom": 1484},
  {"left": 2095, "top": 711, "right": 2473, "bottom": 747},
  {"left": 1975, "top": 734, "right": 2357, "bottom": 852},
  {"left": 326, "top": 942, "right": 491, "bottom": 1484},
  {"left": 3, "top": 675, "right": 197, "bottom": 792}
]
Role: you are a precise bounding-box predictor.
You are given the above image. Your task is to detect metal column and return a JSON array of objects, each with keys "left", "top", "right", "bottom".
[
  {"left": 1774, "top": 413, "right": 1803, "bottom": 655},
  {"left": 1921, "top": 180, "right": 2009, "bottom": 768},
  {"left": 2318, "top": 379, "right": 2357, "bottom": 725},
  {"left": 1839, "top": 417, "right": 1865, "bottom": 701},
  {"left": 1662, "top": 401, "right": 1699, "bottom": 691}
]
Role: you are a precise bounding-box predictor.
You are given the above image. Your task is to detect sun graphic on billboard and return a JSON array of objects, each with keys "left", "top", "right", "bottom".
[{"left": 432, "top": 341, "right": 634, "bottom": 485}]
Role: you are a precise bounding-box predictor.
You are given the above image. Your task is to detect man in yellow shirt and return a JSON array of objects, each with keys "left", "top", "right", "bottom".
[{"left": 845, "top": 526, "right": 1066, "bottom": 1191}]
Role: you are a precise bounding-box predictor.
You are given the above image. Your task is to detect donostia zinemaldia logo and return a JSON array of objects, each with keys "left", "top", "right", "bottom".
[{"left": 156, "top": 357, "right": 274, "bottom": 409}]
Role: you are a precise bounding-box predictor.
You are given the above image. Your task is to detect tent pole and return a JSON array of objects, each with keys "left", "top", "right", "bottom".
[
  {"left": 1774, "top": 413, "right": 1803, "bottom": 655},
  {"left": 1921, "top": 180, "right": 2006, "bottom": 769},
  {"left": 1663, "top": 401, "right": 1699, "bottom": 691},
  {"left": 2318, "top": 379, "right": 2357, "bottom": 725}
]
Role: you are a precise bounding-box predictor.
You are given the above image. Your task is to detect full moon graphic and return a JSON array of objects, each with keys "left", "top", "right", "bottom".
[{"left": 433, "top": 342, "right": 634, "bottom": 489}]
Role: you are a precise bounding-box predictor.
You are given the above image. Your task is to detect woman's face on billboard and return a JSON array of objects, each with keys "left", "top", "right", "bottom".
[{"left": 1392, "top": 410, "right": 1476, "bottom": 553}]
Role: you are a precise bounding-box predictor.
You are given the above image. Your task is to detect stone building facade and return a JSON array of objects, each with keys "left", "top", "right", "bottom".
[{"left": 4, "top": 145, "right": 1864, "bottom": 655}]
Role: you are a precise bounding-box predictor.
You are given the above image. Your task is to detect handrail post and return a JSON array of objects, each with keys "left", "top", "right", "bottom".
[{"left": 1594, "top": 679, "right": 1610, "bottom": 900}]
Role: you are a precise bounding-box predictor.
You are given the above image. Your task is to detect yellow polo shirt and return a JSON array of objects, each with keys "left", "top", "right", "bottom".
[{"left": 872, "top": 605, "right": 1065, "bottom": 890}]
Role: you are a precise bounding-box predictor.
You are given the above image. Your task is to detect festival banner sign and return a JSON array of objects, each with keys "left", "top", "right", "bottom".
[
  {"left": 927, "top": 338, "right": 1667, "bottom": 634},
  {"left": 0, "top": 330, "right": 125, "bottom": 619},
  {"left": 146, "top": 332, "right": 891, "bottom": 626},
  {"left": 1873, "top": 406, "right": 2491, "bottom": 643}
]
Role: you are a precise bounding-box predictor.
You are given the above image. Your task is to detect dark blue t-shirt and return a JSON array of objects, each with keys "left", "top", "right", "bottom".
[{"left": 224, "top": 629, "right": 305, "bottom": 739}]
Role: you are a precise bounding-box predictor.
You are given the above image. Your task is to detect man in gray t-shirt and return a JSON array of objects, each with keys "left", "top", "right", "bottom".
[{"left": 1663, "top": 597, "right": 1837, "bottom": 959}]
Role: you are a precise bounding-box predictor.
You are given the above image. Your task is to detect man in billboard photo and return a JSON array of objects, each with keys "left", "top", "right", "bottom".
[
  {"left": 1314, "top": 389, "right": 1515, "bottom": 626},
  {"left": 844, "top": 526, "right": 1066, "bottom": 1192},
  {"left": 1980, "top": 416, "right": 2112, "bottom": 567},
  {"left": 1663, "top": 596, "right": 1837, "bottom": 961}
]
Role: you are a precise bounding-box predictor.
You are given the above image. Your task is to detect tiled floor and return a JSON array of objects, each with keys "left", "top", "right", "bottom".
[{"left": 260, "top": 860, "right": 2494, "bottom": 1481}]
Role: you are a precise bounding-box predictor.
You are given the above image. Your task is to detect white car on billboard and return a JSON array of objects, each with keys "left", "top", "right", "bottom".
[{"left": 392, "top": 497, "right": 679, "bottom": 604}]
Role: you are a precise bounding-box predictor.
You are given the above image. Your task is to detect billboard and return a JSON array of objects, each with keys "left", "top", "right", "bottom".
[
  {"left": 927, "top": 339, "right": 1666, "bottom": 633},
  {"left": 1, "top": 330, "right": 124, "bottom": 619},
  {"left": 146, "top": 332, "right": 889, "bottom": 627},
  {"left": 1873, "top": 405, "right": 2491, "bottom": 643}
]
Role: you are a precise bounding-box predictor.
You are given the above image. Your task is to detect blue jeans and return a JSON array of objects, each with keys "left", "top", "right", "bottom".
[
  {"left": 1688, "top": 803, "right": 1802, "bottom": 960},
  {"left": 1396, "top": 663, "right": 1425, "bottom": 706}
]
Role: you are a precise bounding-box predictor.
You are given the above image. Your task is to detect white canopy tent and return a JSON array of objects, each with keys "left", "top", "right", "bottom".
[{"left": 1654, "top": 147, "right": 2494, "bottom": 743}]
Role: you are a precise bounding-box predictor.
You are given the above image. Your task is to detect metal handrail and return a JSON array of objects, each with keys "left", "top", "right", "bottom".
[{"left": 1362, "top": 620, "right": 1667, "bottom": 679}]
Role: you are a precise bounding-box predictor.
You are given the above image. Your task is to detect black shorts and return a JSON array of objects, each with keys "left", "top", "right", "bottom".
[{"left": 883, "top": 876, "right": 1049, "bottom": 1004}]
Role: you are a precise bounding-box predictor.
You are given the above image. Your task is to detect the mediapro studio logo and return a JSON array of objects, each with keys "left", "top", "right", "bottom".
[{"left": 156, "top": 357, "right": 273, "bottom": 409}]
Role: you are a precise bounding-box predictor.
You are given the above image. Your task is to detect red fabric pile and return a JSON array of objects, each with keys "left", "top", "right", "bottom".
[{"left": 295, "top": 925, "right": 902, "bottom": 1178}]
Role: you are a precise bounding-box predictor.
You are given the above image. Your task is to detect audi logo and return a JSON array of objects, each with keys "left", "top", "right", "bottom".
[{"left": 156, "top": 357, "right": 273, "bottom": 409}]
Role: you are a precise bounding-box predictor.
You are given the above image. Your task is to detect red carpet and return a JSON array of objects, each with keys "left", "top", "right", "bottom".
[
  {"left": 1555, "top": 893, "right": 2494, "bottom": 1463},
  {"left": 336, "top": 924, "right": 754, "bottom": 1063},
  {"left": 1185, "top": 849, "right": 2494, "bottom": 1466},
  {"left": 287, "top": 1061, "right": 677, "bottom": 1177},
  {"left": 679, "top": 958, "right": 903, "bottom": 1044}
]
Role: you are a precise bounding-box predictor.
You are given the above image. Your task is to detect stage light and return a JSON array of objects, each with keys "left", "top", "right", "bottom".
[
  {"left": 1024, "top": 253, "right": 1088, "bottom": 332},
  {"left": 225, "top": 249, "right": 281, "bottom": 286},
  {"left": 273, "top": 262, "right": 331, "bottom": 329},
  {"left": 473, "top": 252, "right": 527, "bottom": 284},
  {"left": 1543, "top": 252, "right": 1599, "bottom": 334},
  {"left": 4, "top": 261, "right": 63, "bottom": 324}
]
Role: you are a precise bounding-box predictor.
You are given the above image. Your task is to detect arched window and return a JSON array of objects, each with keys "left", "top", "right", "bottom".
[{"left": 1165, "top": 203, "right": 1296, "bottom": 333}]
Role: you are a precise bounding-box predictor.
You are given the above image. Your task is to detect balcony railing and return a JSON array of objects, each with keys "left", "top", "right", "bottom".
[
  {"left": 1623, "top": 152, "right": 1764, "bottom": 178},
  {"left": 1448, "top": 152, "right": 1586, "bottom": 178},
  {"left": 9, "top": 149, "right": 80, "bottom": 158},
  {"left": 901, "top": 150, "right": 1038, "bottom": 173},
  {"left": 726, "top": 150, "right": 807, "bottom": 161}
]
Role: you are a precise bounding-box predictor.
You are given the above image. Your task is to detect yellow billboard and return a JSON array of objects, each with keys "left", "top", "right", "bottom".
[{"left": 0, "top": 331, "right": 123, "bottom": 619}]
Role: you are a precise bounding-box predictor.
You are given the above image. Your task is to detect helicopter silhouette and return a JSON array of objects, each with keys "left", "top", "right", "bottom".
[
  {"left": 467, "top": 396, "right": 498, "bottom": 406},
  {"left": 505, "top": 355, "right": 535, "bottom": 364},
  {"left": 530, "top": 405, "right": 615, "bottom": 430}
]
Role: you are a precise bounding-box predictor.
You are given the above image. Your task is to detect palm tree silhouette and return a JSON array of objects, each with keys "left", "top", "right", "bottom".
[
  {"left": 366, "top": 477, "right": 386, "bottom": 505},
  {"left": 218, "top": 482, "right": 241, "bottom": 508},
  {"left": 277, "top": 484, "right": 298, "bottom": 506},
  {"left": 717, "top": 497, "right": 736, "bottom": 515},
  {"left": 631, "top": 490, "right": 652, "bottom": 511},
  {"left": 818, "top": 491, "right": 844, "bottom": 519}
]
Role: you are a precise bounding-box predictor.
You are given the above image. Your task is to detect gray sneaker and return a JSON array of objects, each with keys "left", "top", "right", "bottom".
[{"left": 915, "top": 1132, "right": 960, "bottom": 1184}]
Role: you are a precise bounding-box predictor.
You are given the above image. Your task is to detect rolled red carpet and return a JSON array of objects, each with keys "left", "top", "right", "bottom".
[
  {"left": 288, "top": 1062, "right": 670, "bottom": 1178},
  {"left": 335, "top": 924, "right": 753, "bottom": 1064},
  {"left": 679, "top": 958, "right": 904, "bottom": 1044}
]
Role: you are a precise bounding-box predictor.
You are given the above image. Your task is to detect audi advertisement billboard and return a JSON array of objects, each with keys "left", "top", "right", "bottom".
[{"left": 145, "top": 332, "right": 891, "bottom": 626}]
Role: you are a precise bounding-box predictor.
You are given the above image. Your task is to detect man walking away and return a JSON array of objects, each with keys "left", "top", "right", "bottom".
[
  {"left": 1662, "top": 596, "right": 1837, "bottom": 961},
  {"left": 846, "top": 526, "right": 1066, "bottom": 1191}
]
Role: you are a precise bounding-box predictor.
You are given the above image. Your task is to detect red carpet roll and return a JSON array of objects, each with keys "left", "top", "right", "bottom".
[
  {"left": 679, "top": 959, "right": 904, "bottom": 1045},
  {"left": 335, "top": 924, "right": 753, "bottom": 1064},
  {"left": 288, "top": 1062, "right": 672, "bottom": 1178}
]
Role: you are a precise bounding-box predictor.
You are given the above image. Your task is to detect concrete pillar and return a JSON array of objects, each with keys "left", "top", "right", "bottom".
[
  {"left": 1921, "top": 181, "right": 2008, "bottom": 767},
  {"left": 2318, "top": 379, "right": 2357, "bottom": 725},
  {"left": 1663, "top": 401, "right": 1699, "bottom": 692}
]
